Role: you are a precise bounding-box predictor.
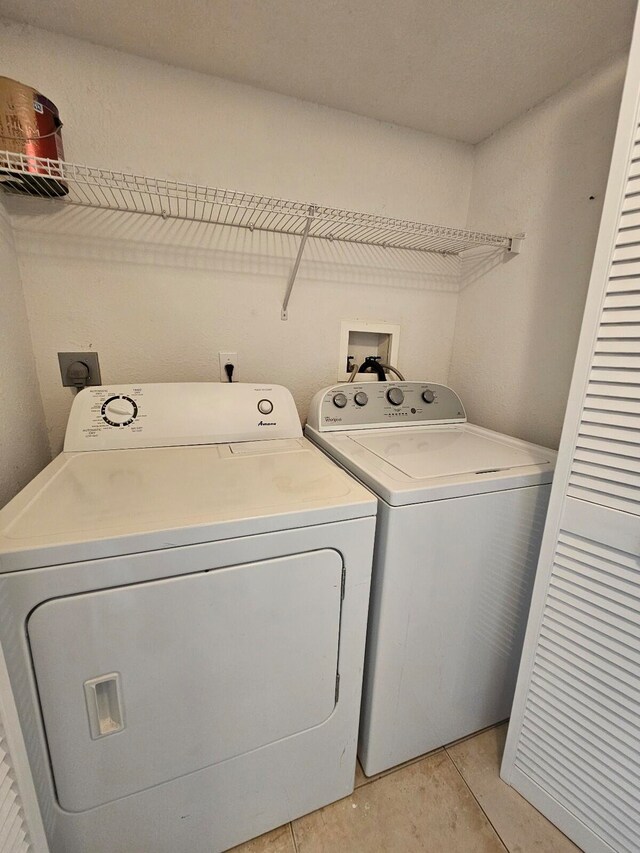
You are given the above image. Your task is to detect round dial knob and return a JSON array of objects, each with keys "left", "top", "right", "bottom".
[
  {"left": 354, "top": 391, "right": 369, "bottom": 407},
  {"left": 257, "top": 399, "right": 273, "bottom": 415},
  {"left": 101, "top": 395, "right": 138, "bottom": 427},
  {"left": 422, "top": 389, "right": 435, "bottom": 404},
  {"left": 386, "top": 387, "right": 404, "bottom": 406},
  {"left": 332, "top": 392, "right": 348, "bottom": 408}
]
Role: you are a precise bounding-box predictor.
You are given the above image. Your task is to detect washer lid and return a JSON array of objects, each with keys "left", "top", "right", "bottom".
[
  {"left": 351, "top": 427, "right": 551, "bottom": 480},
  {"left": 306, "top": 422, "right": 556, "bottom": 505}
]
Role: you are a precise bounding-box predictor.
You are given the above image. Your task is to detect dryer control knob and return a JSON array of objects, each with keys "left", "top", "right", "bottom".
[
  {"left": 354, "top": 391, "right": 369, "bottom": 407},
  {"left": 332, "top": 393, "right": 348, "bottom": 408},
  {"left": 422, "top": 389, "right": 435, "bottom": 404},
  {"left": 386, "top": 387, "right": 404, "bottom": 406},
  {"left": 101, "top": 395, "right": 138, "bottom": 427}
]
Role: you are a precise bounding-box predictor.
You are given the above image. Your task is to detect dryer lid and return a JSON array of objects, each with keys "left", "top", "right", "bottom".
[
  {"left": 350, "top": 426, "right": 552, "bottom": 480},
  {"left": 0, "top": 438, "right": 375, "bottom": 571}
]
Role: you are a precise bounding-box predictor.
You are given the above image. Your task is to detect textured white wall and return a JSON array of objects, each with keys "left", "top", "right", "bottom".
[
  {"left": 0, "top": 199, "right": 49, "bottom": 507},
  {"left": 449, "top": 56, "right": 627, "bottom": 450},
  {"left": 1, "top": 20, "right": 473, "bottom": 454}
]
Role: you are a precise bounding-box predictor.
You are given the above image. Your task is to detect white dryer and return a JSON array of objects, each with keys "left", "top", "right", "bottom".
[
  {"left": 306, "top": 380, "right": 556, "bottom": 777},
  {"left": 0, "top": 383, "right": 376, "bottom": 853}
]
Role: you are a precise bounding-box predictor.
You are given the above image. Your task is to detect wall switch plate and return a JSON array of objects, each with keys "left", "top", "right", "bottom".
[
  {"left": 58, "top": 352, "right": 101, "bottom": 388},
  {"left": 219, "top": 352, "right": 238, "bottom": 382}
]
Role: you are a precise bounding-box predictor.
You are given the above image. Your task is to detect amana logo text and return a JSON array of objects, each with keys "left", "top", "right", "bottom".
[{"left": 258, "top": 420, "right": 276, "bottom": 426}]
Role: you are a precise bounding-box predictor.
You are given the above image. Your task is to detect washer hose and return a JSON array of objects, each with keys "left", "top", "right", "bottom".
[
  {"left": 379, "top": 363, "right": 405, "bottom": 381},
  {"left": 346, "top": 361, "right": 405, "bottom": 382}
]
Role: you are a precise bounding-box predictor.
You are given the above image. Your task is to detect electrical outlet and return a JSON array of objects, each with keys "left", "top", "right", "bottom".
[
  {"left": 58, "top": 351, "right": 101, "bottom": 388},
  {"left": 219, "top": 351, "right": 238, "bottom": 383}
]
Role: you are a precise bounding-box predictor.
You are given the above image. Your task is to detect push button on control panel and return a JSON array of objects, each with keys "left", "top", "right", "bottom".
[{"left": 257, "top": 399, "right": 274, "bottom": 415}]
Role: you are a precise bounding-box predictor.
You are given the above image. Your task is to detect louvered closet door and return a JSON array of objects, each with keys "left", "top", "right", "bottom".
[
  {"left": 501, "top": 10, "right": 640, "bottom": 853},
  {"left": 0, "top": 645, "right": 48, "bottom": 853},
  {"left": 570, "top": 229, "right": 640, "bottom": 515}
]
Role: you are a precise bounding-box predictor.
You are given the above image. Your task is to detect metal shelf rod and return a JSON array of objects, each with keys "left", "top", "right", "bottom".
[{"left": 281, "top": 205, "right": 315, "bottom": 321}]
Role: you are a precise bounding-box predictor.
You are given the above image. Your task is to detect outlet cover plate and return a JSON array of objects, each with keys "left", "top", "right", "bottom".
[{"left": 58, "top": 352, "right": 102, "bottom": 388}]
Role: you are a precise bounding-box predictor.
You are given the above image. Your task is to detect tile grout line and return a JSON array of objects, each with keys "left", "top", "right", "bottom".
[
  {"left": 444, "top": 748, "right": 511, "bottom": 853},
  {"left": 288, "top": 821, "right": 299, "bottom": 853},
  {"left": 354, "top": 748, "right": 445, "bottom": 790},
  {"left": 354, "top": 722, "right": 506, "bottom": 791}
]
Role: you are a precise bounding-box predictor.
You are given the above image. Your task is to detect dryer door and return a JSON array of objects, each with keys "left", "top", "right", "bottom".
[{"left": 28, "top": 549, "right": 344, "bottom": 812}]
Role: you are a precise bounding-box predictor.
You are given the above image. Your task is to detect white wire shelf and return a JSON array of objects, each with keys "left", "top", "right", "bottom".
[
  {"left": 0, "top": 152, "right": 517, "bottom": 252},
  {"left": 0, "top": 151, "right": 521, "bottom": 318}
]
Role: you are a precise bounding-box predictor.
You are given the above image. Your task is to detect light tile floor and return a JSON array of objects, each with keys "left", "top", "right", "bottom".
[{"left": 231, "top": 723, "right": 581, "bottom": 853}]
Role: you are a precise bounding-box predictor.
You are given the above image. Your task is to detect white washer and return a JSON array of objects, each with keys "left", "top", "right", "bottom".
[
  {"left": 306, "top": 380, "right": 556, "bottom": 777},
  {"left": 0, "top": 383, "right": 376, "bottom": 853}
]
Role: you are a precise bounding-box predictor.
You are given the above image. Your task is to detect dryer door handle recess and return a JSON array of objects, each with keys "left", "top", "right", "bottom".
[{"left": 84, "top": 673, "right": 125, "bottom": 739}]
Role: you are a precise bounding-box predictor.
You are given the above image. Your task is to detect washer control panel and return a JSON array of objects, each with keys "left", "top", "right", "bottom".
[
  {"left": 64, "top": 383, "right": 302, "bottom": 451},
  {"left": 306, "top": 382, "right": 466, "bottom": 432}
]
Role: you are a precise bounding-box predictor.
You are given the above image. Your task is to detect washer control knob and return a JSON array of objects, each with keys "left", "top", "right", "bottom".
[
  {"left": 332, "top": 392, "right": 348, "bottom": 408},
  {"left": 354, "top": 391, "right": 369, "bottom": 407},
  {"left": 386, "top": 387, "right": 404, "bottom": 406},
  {"left": 257, "top": 399, "right": 273, "bottom": 415},
  {"left": 422, "top": 389, "right": 435, "bottom": 404}
]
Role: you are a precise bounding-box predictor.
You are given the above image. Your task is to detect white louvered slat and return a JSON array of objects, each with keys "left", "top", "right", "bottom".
[
  {"left": 578, "top": 422, "right": 640, "bottom": 443},
  {"left": 615, "top": 227, "right": 640, "bottom": 246},
  {"left": 567, "top": 487, "right": 639, "bottom": 514},
  {"left": 584, "top": 395, "right": 640, "bottom": 415},
  {"left": 595, "top": 324, "right": 640, "bottom": 340},
  {"left": 568, "top": 475, "right": 640, "bottom": 506},
  {"left": 612, "top": 244, "right": 640, "bottom": 262},
  {"left": 586, "top": 381, "right": 640, "bottom": 399},
  {"left": 620, "top": 209, "right": 640, "bottom": 228},
  {"left": 591, "top": 355, "right": 640, "bottom": 370},
  {"left": 574, "top": 447, "right": 640, "bottom": 473},
  {"left": 572, "top": 459, "right": 640, "bottom": 487},
  {"left": 598, "top": 308, "right": 640, "bottom": 326},
  {"left": 0, "top": 724, "right": 33, "bottom": 853},
  {"left": 588, "top": 368, "right": 640, "bottom": 383},
  {"left": 603, "top": 273, "right": 640, "bottom": 289},
  {"left": 603, "top": 288, "right": 640, "bottom": 305},
  {"left": 569, "top": 469, "right": 640, "bottom": 500},
  {"left": 628, "top": 159, "right": 640, "bottom": 178},
  {"left": 576, "top": 433, "right": 638, "bottom": 457},
  {"left": 621, "top": 192, "right": 640, "bottom": 213},
  {"left": 513, "top": 532, "right": 640, "bottom": 853},
  {"left": 581, "top": 407, "right": 640, "bottom": 426},
  {"left": 594, "top": 338, "right": 640, "bottom": 352}
]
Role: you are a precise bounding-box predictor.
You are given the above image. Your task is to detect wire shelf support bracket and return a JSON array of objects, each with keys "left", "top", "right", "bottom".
[
  {"left": 281, "top": 204, "right": 315, "bottom": 320},
  {"left": 0, "top": 152, "right": 522, "bottom": 319}
]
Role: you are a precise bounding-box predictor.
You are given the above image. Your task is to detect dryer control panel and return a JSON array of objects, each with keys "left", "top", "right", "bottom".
[
  {"left": 306, "top": 382, "right": 466, "bottom": 432},
  {"left": 64, "top": 383, "right": 302, "bottom": 451}
]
